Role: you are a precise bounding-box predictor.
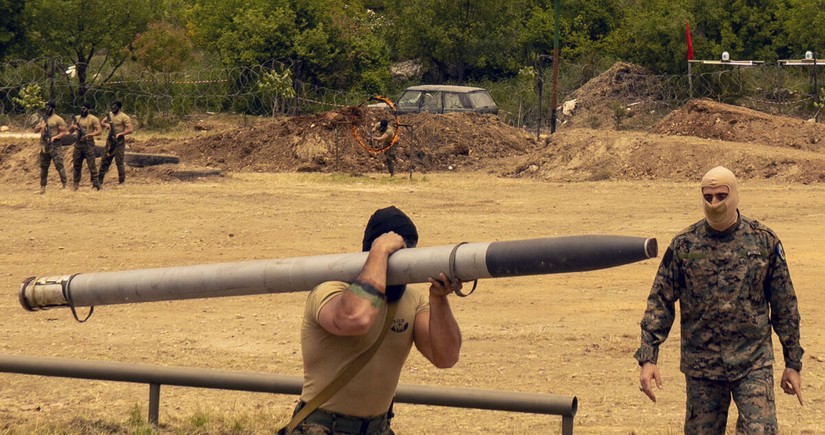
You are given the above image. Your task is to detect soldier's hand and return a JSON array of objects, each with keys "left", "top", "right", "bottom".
[
  {"left": 427, "top": 272, "right": 461, "bottom": 298},
  {"left": 370, "top": 232, "right": 406, "bottom": 256},
  {"left": 781, "top": 367, "right": 803, "bottom": 406},
  {"left": 639, "top": 362, "right": 662, "bottom": 403}
]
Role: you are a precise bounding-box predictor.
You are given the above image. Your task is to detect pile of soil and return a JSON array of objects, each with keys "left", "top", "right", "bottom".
[
  {"left": 133, "top": 109, "right": 540, "bottom": 175},
  {"left": 651, "top": 98, "right": 825, "bottom": 152},
  {"left": 557, "top": 62, "right": 670, "bottom": 131},
  {"left": 506, "top": 128, "right": 825, "bottom": 183}
]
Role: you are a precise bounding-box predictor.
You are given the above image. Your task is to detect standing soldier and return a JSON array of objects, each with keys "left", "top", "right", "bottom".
[
  {"left": 371, "top": 119, "right": 397, "bottom": 176},
  {"left": 33, "top": 100, "right": 68, "bottom": 194},
  {"left": 68, "top": 102, "right": 102, "bottom": 191},
  {"left": 635, "top": 166, "right": 803, "bottom": 433},
  {"left": 99, "top": 100, "right": 133, "bottom": 187}
]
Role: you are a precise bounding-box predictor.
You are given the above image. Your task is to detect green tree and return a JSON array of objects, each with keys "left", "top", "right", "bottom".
[
  {"left": 387, "top": 0, "right": 529, "bottom": 83},
  {"left": 606, "top": 0, "right": 691, "bottom": 74},
  {"left": 24, "top": 0, "right": 155, "bottom": 98},
  {"left": 188, "top": 0, "right": 391, "bottom": 93},
  {"left": 780, "top": 0, "right": 825, "bottom": 58},
  {"left": 132, "top": 22, "right": 193, "bottom": 73},
  {"left": 0, "top": 0, "right": 26, "bottom": 60}
]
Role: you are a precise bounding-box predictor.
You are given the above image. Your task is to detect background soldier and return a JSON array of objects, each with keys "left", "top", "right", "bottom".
[
  {"left": 371, "top": 119, "right": 397, "bottom": 176},
  {"left": 99, "top": 100, "right": 133, "bottom": 186},
  {"left": 33, "top": 100, "right": 68, "bottom": 194},
  {"left": 68, "top": 102, "right": 102, "bottom": 191},
  {"left": 635, "top": 166, "right": 803, "bottom": 434}
]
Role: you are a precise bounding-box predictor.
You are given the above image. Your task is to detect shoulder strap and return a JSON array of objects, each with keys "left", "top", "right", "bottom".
[{"left": 283, "top": 302, "right": 399, "bottom": 433}]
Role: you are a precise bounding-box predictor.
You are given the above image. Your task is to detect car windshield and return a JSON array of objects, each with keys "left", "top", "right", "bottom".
[{"left": 397, "top": 91, "right": 423, "bottom": 107}]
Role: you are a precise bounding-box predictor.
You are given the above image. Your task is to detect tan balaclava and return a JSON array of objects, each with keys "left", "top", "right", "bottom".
[{"left": 700, "top": 166, "right": 740, "bottom": 231}]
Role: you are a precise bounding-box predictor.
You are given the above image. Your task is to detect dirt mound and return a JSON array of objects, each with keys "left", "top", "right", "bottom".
[
  {"left": 3, "top": 95, "right": 824, "bottom": 186},
  {"left": 138, "top": 110, "right": 541, "bottom": 175},
  {"left": 651, "top": 98, "right": 825, "bottom": 152},
  {"left": 558, "top": 62, "right": 669, "bottom": 131},
  {"left": 507, "top": 128, "right": 825, "bottom": 183}
]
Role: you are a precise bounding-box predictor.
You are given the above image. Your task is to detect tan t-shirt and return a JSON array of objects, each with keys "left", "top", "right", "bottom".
[
  {"left": 106, "top": 111, "right": 132, "bottom": 135},
  {"left": 39, "top": 114, "right": 66, "bottom": 139},
  {"left": 75, "top": 114, "right": 101, "bottom": 142},
  {"left": 300, "top": 281, "right": 429, "bottom": 417}
]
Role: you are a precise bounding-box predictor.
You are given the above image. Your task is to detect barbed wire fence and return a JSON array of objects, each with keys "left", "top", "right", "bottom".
[
  {"left": 0, "top": 56, "right": 821, "bottom": 131},
  {"left": 497, "top": 61, "right": 821, "bottom": 132}
]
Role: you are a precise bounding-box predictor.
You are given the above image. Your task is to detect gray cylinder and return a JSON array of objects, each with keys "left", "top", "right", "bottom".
[{"left": 19, "top": 235, "right": 656, "bottom": 312}]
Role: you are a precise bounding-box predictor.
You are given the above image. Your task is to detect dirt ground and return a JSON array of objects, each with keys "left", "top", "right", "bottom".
[
  {"left": 1, "top": 63, "right": 824, "bottom": 434},
  {"left": 1, "top": 173, "right": 823, "bottom": 434}
]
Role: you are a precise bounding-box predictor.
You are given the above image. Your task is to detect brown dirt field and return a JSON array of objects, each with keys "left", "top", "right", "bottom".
[
  {"left": 1, "top": 63, "right": 824, "bottom": 433},
  {"left": 0, "top": 173, "right": 823, "bottom": 434}
]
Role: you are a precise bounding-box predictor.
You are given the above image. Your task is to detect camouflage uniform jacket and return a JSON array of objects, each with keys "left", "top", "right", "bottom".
[{"left": 634, "top": 214, "right": 803, "bottom": 381}]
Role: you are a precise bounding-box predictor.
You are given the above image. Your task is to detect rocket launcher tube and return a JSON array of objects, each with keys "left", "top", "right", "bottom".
[{"left": 19, "top": 235, "right": 656, "bottom": 312}]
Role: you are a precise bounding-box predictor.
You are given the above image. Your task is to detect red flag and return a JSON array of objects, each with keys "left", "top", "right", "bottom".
[{"left": 686, "top": 21, "right": 694, "bottom": 60}]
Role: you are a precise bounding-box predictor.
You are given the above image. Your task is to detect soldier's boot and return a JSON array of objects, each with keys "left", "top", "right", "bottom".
[
  {"left": 62, "top": 182, "right": 67, "bottom": 189},
  {"left": 38, "top": 186, "right": 45, "bottom": 195},
  {"left": 72, "top": 182, "right": 79, "bottom": 191}
]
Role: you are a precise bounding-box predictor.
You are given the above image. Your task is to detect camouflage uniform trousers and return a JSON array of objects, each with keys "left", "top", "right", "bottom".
[
  {"left": 39, "top": 141, "right": 67, "bottom": 187},
  {"left": 384, "top": 144, "right": 397, "bottom": 177},
  {"left": 685, "top": 366, "right": 777, "bottom": 435},
  {"left": 99, "top": 136, "right": 126, "bottom": 185},
  {"left": 72, "top": 139, "right": 100, "bottom": 189}
]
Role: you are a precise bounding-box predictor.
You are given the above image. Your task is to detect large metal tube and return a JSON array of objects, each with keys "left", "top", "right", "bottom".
[{"left": 19, "top": 235, "right": 656, "bottom": 312}]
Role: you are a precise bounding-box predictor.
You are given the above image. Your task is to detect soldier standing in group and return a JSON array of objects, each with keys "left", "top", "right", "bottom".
[
  {"left": 99, "top": 100, "right": 133, "bottom": 187},
  {"left": 68, "top": 102, "right": 102, "bottom": 191},
  {"left": 372, "top": 119, "right": 397, "bottom": 176},
  {"left": 635, "top": 166, "right": 804, "bottom": 434},
  {"left": 33, "top": 100, "right": 68, "bottom": 194}
]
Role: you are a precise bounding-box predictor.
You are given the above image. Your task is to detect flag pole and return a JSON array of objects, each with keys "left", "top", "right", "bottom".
[{"left": 688, "top": 61, "right": 693, "bottom": 99}]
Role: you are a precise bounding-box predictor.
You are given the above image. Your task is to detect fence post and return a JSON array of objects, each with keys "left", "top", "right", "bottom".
[{"left": 149, "top": 383, "right": 161, "bottom": 427}]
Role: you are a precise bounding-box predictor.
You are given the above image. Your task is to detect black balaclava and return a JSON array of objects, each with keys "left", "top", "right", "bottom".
[{"left": 362, "top": 206, "right": 418, "bottom": 302}]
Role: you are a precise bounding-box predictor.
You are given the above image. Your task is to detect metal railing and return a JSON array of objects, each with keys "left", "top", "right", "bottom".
[{"left": 0, "top": 354, "right": 577, "bottom": 434}]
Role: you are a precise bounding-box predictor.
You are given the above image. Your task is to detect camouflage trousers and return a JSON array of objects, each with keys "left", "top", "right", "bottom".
[
  {"left": 685, "top": 366, "right": 777, "bottom": 435},
  {"left": 99, "top": 137, "right": 125, "bottom": 184},
  {"left": 384, "top": 145, "right": 397, "bottom": 177},
  {"left": 72, "top": 139, "right": 100, "bottom": 189},
  {"left": 39, "top": 141, "right": 67, "bottom": 187}
]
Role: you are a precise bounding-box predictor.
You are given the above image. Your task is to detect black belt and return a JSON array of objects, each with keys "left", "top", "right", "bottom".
[{"left": 296, "top": 402, "right": 389, "bottom": 434}]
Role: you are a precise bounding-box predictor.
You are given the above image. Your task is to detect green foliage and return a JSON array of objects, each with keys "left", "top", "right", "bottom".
[
  {"left": 259, "top": 68, "right": 296, "bottom": 115},
  {"left": 12, "top": 83, "right": 46, "bottom": 112},
  {"left": 611, "top": 101, "right": 627, "bottom": 129},
  {"left": 387, "top": 0, "right": 530, "bottom": 83},
  {"left": 132, "top": 22, "right": 194, "bottom": 73},
  {"left": 779, "top": 0, "right": 825, "bottom": 58},
  {"left": 606, "top": 0, "right": 690, "bottom": 74},
  {"left": 187, "top": 0, "right": 391, "bottom": 93},
  {"left": 0, "top": 0, "right": 26, "bottom": 60},
  {"left": 23, "top": 0, "right": 154, "bottom": 97}
]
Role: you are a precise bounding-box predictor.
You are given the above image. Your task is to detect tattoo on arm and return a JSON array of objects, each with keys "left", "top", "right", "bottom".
[{"left": 349, "top": 280, "right": 387, "bottom": 308}]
